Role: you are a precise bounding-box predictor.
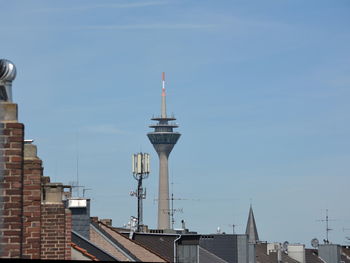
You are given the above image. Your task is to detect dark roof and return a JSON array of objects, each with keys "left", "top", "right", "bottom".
[
  {"left": 130, "top": 233, "right": 178, "bottom": 262},
  {"left": 199, "top": 234, "right": 239, "bottom": 263},
  {"left": 256, "top": 243, "right": 300, "bottom": 263},
  {"left": 305, "top": 249, "right": 324, "bottom": 263},
  {"left": 71, "top": 231, "right": 118, "bottom": 261},
  {"left": 199, "top": 246, "right": 228, "bottom": 263},
  {"left": 128, "top": 232, "right": 200, "bottom": 263}
]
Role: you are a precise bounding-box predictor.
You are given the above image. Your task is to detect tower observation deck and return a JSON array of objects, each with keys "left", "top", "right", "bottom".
[{"left": 147, "top": 72, "right": 181, "bottom": 230}]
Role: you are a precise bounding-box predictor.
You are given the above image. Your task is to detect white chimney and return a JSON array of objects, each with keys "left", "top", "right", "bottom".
[{"left": 287, "top": 244, "right": 305, "bottom": 263}]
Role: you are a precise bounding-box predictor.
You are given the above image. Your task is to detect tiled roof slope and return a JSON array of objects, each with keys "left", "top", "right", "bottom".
[
  {"left": 256, "top": 243, "right": 300, "bottom": 263},
  {"left": 342, "top": 254, "right": 350, "bottom": 263},
  {"left": 341, "top": 246, "right": 350, "bottom": 263},
  {"left": 199, "top": 246, "right": 229, "bottom": 263},
  {"left": 94, "top": 221, "right": 168, "bottom": 262},
  {"left": 343, "top": 246, "right": 350, "bottom": 258},
  {"left": 72, "top": 230, "right": 118, "bottom": 261},
  {"left": 90, "top": 224, "right": 131, "bottom": 261},
  {"left": 305, "top": 247, "right": 350, "bottom": 263}
]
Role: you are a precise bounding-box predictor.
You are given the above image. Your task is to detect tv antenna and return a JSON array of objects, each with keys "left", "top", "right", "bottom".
[
  {"left": 316, "top": 209, "right": 336, "bottom": 244},
  {"left": 83, "top": 188, "right": 92, "bottom": 197},
  {"left": 155, "top": 181, "right": 199, "bottom": 229},
  {"left": 228, "top": 224, "right": 239, "bottom": 234},
  {"left": 76, "top": 132, "right": 80, "bottom": 197},
  {"left": 69, "top": 180, "right": 84, "bottom": 197},
  {"left": 169, "top": 192, "right": 184, "bottom": 230},
  {"left": 158, "top": 193, "right": 184, "bottom": 230}
]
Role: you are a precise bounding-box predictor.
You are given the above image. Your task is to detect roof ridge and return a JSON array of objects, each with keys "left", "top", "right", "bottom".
[{"left": 71, "top": 242, "right": 99, "bottom": 261}]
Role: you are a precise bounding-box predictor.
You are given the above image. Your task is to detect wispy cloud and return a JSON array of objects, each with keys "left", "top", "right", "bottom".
[
  {"left": 84, "top": 124, "right": 125, "bottom": 135},
  {"left": 31, "top": 1, "right": 169, "bottom": 12},
  {"left": 79, "top": 24, "right": 216, "bottom": 30},
  {"left": 0, "top": 23, "right": 216, "bottom": 32}
]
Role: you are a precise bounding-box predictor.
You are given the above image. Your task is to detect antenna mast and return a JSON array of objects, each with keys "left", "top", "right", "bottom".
[
  {"left": 169, "top": 180, "right": 184, "bottom": 230},
  {"left": 130, "top": 153, "right": 150, "bottom": 232},
  {"left": 76, "top": 132, "right": 80, "bottom": 197},
  {"left": 229, "top": 224, "right": 239, "bottom": 234},
  {"left": 317, "top": 209, "right": 336, "bottom": 244},
  {"left": 161, "top": 72, "right": 166, "bottom": 118},
  {"left": 155, "top": 181, "right": 199, "bottom": 230},
  {"left": 169, "top": 192, "right": 184, "bottom": 230}
]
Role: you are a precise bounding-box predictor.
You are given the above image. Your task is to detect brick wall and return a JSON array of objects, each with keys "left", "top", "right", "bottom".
[
  {"left": 1, "top": 101, "right": 72, "bottom": 260},
  {"left": 22, "top": 156, "right": 43, "bottom": 259},
  {"left": 0, "top": 121, "right": 24, "bottom": 258},
  {"left": 40, "top": 204, "right": 71, "bottom": 260},
  {"left": 65, "top": 209, "right": 72, "bottom": 259}
]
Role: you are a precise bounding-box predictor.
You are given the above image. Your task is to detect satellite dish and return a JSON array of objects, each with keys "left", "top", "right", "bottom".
[
  {"left": 311, "top": 238, "right": 319, "bottom": 248},
  {"left": 282, "top": 241, "right": 289, "bottom": 251}
]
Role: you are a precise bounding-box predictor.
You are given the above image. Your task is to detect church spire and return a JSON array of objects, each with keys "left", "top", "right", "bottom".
[{"left": 245, "top": 204, "right": 259, "bottom": 243}]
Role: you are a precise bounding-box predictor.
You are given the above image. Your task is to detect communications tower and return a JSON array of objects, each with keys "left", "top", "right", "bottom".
[{"left": 147, "top": 72, "right": 181, "bottom": 230}]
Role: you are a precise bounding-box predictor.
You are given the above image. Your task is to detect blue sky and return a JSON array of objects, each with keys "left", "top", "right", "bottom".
[{"left": 2, "top": 0, "right": 350, "bottom": 246}]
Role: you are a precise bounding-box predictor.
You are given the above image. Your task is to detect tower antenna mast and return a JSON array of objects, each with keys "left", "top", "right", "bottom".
[{"left": 147, "top": 72, "right": 181, "bottom": 230}]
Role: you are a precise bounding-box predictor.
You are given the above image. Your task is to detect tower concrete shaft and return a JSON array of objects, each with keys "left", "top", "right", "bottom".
[{"left": 147, "top": 73, "right": 180, "bottom": 230}]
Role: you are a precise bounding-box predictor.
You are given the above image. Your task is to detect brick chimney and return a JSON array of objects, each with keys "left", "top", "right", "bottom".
[
  {"left": 41, "top": 182, "right": 72, "bottom": 260},
  {"left": 0, "top": 100, "right": 24, "bottom": 258},
  {"left": 22, "top": 140, "right": 43, "bottom": 259}
]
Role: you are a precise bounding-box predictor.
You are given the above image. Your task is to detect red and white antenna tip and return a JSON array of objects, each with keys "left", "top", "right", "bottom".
[{"left": 162, "top": 72, "right": 165, "bottom": 82}]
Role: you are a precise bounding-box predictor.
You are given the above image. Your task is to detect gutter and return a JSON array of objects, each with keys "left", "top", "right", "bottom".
[{"left": 174, "top": 235, "right": 181, "bottom": 263}]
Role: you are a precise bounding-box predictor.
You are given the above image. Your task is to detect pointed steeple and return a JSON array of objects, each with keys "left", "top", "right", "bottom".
[{"left": 245, "top": 204, "right": 259, "bottom": 243}]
